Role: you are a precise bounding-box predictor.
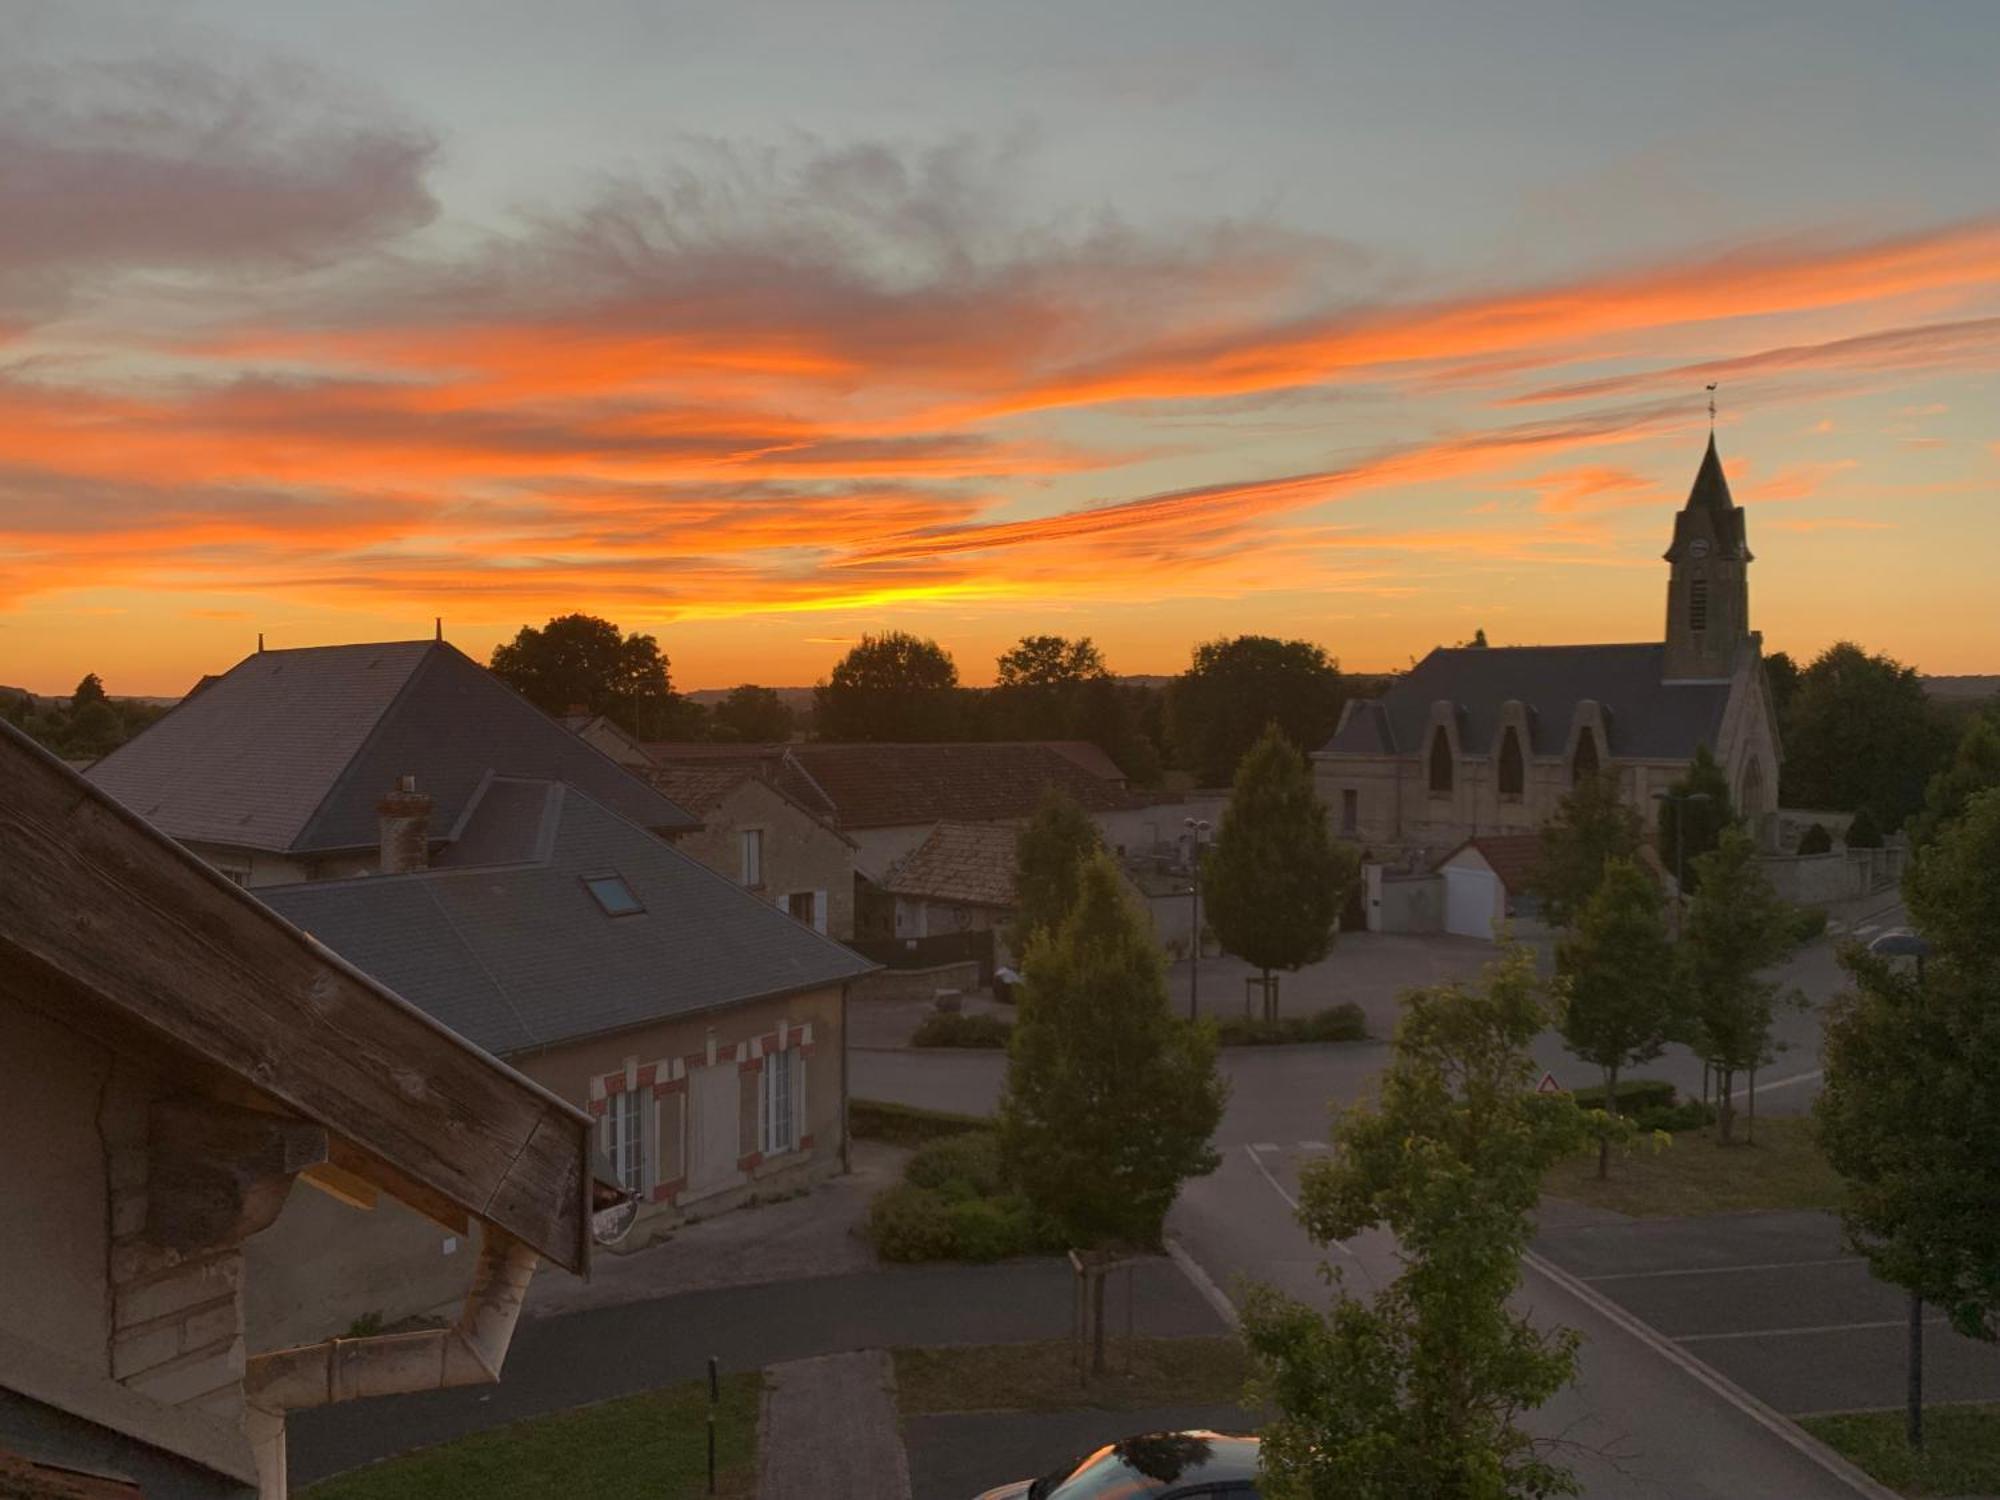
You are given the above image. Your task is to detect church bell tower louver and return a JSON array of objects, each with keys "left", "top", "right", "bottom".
[{"left": 1662, "top": 434, "right": 1752, "bottom": 681}]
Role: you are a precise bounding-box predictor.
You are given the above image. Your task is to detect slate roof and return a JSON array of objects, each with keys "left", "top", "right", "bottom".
[
  {"left": 87, "top": 641, "right": 696, "bottom": 853},
  {"left": 259, "top": 778, "right": 874, "bottom": 1057},
  {"left": 876, "top": 821, "right": 1019, "bottom": 909},
  {"left": 1323, "top": 643, "right": 1731, "bottom": 761},
  {"left": 1669, "top": 435, "right": 1751, "bottom": 561},
  {"left": 782, "top": 742, "right": 1136, "bottom": 829}
]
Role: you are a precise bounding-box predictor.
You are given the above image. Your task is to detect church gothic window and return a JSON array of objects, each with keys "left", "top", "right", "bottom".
[
  {"left": 1498, "top": 727, "right": 1524, "bottom": 799},
  {"left": 1428, "top": 728, "right": 1453, "bottom": 796},
  {"left": 1571, "top": 729, "right": 1600, "bottom": 785}
]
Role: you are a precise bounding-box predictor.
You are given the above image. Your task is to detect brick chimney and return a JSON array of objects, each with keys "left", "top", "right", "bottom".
[{"left": 377, "top": 775, "right": 432, "bottom": 874}]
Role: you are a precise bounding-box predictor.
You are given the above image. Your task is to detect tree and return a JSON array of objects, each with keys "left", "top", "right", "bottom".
[
  {"left": 1797, "top": 822, "right": 1833, "bottom": 856},
  {"left": 998, "top": 851, "right": 1226, "bottom": 1247},
  {"left": 1904, "top": 787, "right": 2000, "bottom": 971},
  {"left": 1167, "top": 635, "right": 1343, "bottom": 786},
  {"left": 1068, "top": 675, "right": 1164, "bottom": 786},
  {"left": 709, "top": 684, "right": 795, "bottom": 743},
  {"left": 1556, "top": 859, "right": 1678, "bottom": 1177},
  {"left": 814, "top": 631, "right": 960, "bottom": 742},
  {"left": 72, "top": 672, "right": 107, "bottom": 708},
  {"left": 489, "top": 614, "right": 694, "bottom": 738},
  {"left": 1763, "top": 650, "right": 1801, "bottom": 722},
  {"left": 1529, "top": 773, "right": 1644, "bottom": 929},
  {"left": 1243, "top": 945, "right": 1593, "bottom": 1499},
  {"left": 995, "top": 634, "right": 1107, "bottom": 690},
  {"left": 1906, "top": 710, "right": 2000, "bottom": 852},
  {"left": 1656, "top": 744, "right": 1736, "bottom": 897},
  {"left": 1682, "top": 826, "right": 1799, "bottom": 1144},
  {"left": 1202, "top": 726, "right": 1360, "bottom": 1021},
  {"left": 1007, "top": 789, "right": 1105, "bottom": 960},
  {"left": 1780, "top": 642, "right": 1954, "bottom": 830},
  {"left": 1844, "top": 807, "right": 1884, "bottom": 848}
]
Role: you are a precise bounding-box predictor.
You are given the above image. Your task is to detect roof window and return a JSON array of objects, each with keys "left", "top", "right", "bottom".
[{"left": 583, "top": 874, "right": 644, "bottom": 917}]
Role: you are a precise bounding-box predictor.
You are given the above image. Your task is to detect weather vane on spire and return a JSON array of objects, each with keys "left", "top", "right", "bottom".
[{"left": 1706, "top": 382, "right": 1718, "bottom": 430}]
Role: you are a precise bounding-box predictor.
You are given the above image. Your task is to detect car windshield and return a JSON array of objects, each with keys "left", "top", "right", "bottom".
[{"left": 1033, "top": 1433, "right": 1224, "bottom": 1498}]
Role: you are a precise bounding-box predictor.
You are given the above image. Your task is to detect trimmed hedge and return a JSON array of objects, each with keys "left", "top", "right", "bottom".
[
  {"left": 1797, "top": 822, "right": 1834, "bottom": 856},
  {"left": 1632, "top": 1098, "right": 1718, "bottom": 1133},
  {"left": 911, "top": 1011, "right": 1013, "bottom": 1049},
  {"left": 905, "top": 1132, "right": 1007, "bottom": 1199},
  {"left": 850, "top": 1099, "right": 990, "bottom": 1148},
  {"left": 1569, "top": 1077, "right": 1677, "bottom": 1115},
  {"left": 1214, "top": 1004, "right": 1368, "bottom": 1047}
]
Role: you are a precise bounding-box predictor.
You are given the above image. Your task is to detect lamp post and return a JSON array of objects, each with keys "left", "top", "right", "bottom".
[
  {"left": 1652, "top": 787, "right": 1714, "bottom": 909},
  {"left": 1185, "top": 817, "right": 1210, "bottom": 1022},
  {"left": 1868, "top": 927, "right": 1933, "bottom": 1454}
]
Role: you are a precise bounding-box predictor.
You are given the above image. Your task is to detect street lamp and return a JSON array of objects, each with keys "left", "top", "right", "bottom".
[
  {"left": 1185, "top": 817, "right": 1211, "bottom": 1022},
  {"left": 1652, "top": 788, "right": 1714, "bottom": 907},
  {"left": 1868, "top": 926, "right": 1933, "bottom": 1453}
]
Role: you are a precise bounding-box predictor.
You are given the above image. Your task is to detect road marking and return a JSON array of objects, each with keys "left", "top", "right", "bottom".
[
  {"left": 1521, "top": 1249, "right": 1903, "bottom": 1500},
  {"left": 1242, "top": 1144, "right": 1357, "bottom": 1259},
  {"left": 1163, "top": 1235, "right": 1241, "bottom": 1331},
  {"left": 1297, "top": 1140, "right": 1329, "bottom": 1152},
  {"left": 1582, "top": 1256, "right": 1864, "bottom": 1283},
  {"left": 1677, "top": 1316, "right": 1952, "bottom": 1345},
  {"left": 1252, "top": 1142, "right": 1279, "bottom": 1154},
  {"left": 1730, "top": 1068, "right": 1823, "bottom": 1101}
]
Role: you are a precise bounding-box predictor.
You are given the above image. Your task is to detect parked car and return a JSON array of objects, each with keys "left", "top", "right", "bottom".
[{"left": 975, "top": 1429, "right": 1260, "bottom": 1498}]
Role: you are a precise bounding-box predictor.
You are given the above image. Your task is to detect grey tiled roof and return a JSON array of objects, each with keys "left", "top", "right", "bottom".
[
  {"left": 1324, "top": 643, "right": 1731, "bottom": 761},
  {"left": 87, "top": 641, "right": 696, "bottom": 853},
  {"left": 259, "top": 779, "right": 874, "bottom": 1057}
]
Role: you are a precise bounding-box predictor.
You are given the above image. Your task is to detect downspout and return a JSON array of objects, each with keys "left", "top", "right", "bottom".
[
  {"left": 839, "top": 980, "right": 852, "bottom": 1175},
  {"left": 241, "top": 1229, "right": 539, "bottom": 1499}
]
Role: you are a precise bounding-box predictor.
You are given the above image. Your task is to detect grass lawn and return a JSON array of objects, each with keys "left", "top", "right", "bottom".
[
  {"left": 302, "top": 1371, "right": 762, "bottom": 1500},
  {"left": 894, "top": 1336, "right": 1253, "bottom": 1415},
  {"left": 1541, "top": 1115, "right": 1847, "bottom": 1218},
  {"left": 1801, "top": 1404, "right": 2000, "bottom": 1495}
]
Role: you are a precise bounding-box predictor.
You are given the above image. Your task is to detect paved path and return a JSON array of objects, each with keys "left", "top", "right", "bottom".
[
  {"left": 761, "top": 1350, "right": 910, "bottom": 1500},
  {"left": 288, "top": 1258, "right": 1225, "bottom": 1484},
  {"left": 907, "top": 1405, "right": 1253, "bottom": 1500}
]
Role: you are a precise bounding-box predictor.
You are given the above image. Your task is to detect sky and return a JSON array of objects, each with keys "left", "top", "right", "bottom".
[{"left": 3, "top": 0, "right": 1998, "bottom": 696}]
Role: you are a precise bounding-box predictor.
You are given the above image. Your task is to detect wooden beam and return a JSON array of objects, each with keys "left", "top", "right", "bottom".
[
  {"left": 0, "top": 725, "right": 590, "bottom": 1274},
  {"left": 147, "top": 1097, "right": 328, "bottom": 1253},
  {"left": 298, "top": 1163, "right": 380, "bottom": 1212}
]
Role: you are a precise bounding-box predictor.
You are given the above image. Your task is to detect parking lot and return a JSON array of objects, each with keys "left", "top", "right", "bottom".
[{"left": 1535, "top": 1209, "right": 2000, "bottom": 1418}]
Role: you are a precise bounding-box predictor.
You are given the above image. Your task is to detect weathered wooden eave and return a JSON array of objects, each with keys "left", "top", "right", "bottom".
[{"left": 0, "top": 721, "right": 592, "bottom": 1275}]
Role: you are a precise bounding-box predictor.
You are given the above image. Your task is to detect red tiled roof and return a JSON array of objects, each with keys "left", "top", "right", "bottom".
[
  {"left": 877, "top": 821, "right": 1018, "bottom": 908},
  {"left": 1440, "top": 833, "right": 1545, "bottom": 894}
]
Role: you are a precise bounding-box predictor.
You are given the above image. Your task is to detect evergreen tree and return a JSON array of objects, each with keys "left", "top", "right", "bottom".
[
  {"left": 71, "top": 672, "right": 107, "bottom": 708},
  {"left": 814, "top": 631, "right": 960, "bottom": 741},
  {"left": 1797, "top": 822, "right": 1834, "bottom": 856},
  {"left": 1202, "top": 725, "right": 1360, "bottom": 1021},
  {"left": 1006, "top": 788, "right": 1105, "bottom": 960},
  {"left": 1556, "top": 858, "right": 1678, "bottom": 1177},
  {"left": 1244, "top": 945, "right": 1593, "bottom": 1499},
  {"left": 1845, "top": 807, "right": 1884, "bottom": 848},
  {"left": 1682, "top": 826, "right": 1800, "bottom": 1144},
  {"left": 998, "top": 852, "right": 1226, "bottom": 1247},
  {"left": 1529, "top": 773, "right": 1645, "bottom": 929},
  {"left": 1656, "top": 744, "right": 1736, "bottom": 897}
]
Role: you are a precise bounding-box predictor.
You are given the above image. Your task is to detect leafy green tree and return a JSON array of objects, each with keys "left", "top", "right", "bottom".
[
  {"left": 1068, "top": 675, "right": 1164, "bottom": 786},
  {"left": 1202, "top": 726, "right": 1360, "bottom": 1021},
  {"left": 490, "top": 613, "right": 695, "bottom": 739},
  {"left": 1657, "top": 744, "right": 1736, "bottom": 896},
  {"left": 1905, "top": 787, "right": 2000, "bottom": 971},
  {"left": 1244, "top": 945, "right": 1594, "bottom": 1500},
  {"left": 1845, "top": 807, "right": 1884, "bottom": 848},
  {"left": 1529, "top": 772, "right": 1645, "bottom": 929},
  {"left": 1781, "top": 642, "right": 1954, "bottom": 829},
  {"left": 999, "top": 851, "right": 1225, "bottom": 1247},
  {"left": 814, "top": 631, "right": 960, "bottom": 742},
  {"left": 1907, "top": 711, "right": 2000, "bottom": 852},
  {"left": 1007, "top": 789, "right": 1105, "bottom": 960},
  {"left": 1763, "top": 649, "right": 1801, "bottom": 722},
  {"left": 709, "top": 684, "right": 795, "bottom": 743},
  {"left": 1556, "top": 858, "right": 1678, "bottom": 1176},
  {"left": 1167, "top": 635, "right": 1343, "bottom": 786},
  {"left": 1682, "top": 826, "right": 1800, "bottom": 1144},
  {"left": 996, "top": 634, "right": 1108, "bottom": 690},
  {"left": 72, "top": 672, "right": 107, "bottom": 708}
]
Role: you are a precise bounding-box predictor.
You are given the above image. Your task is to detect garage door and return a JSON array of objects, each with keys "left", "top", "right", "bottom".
[{"left": 1443, "top": 866, "right": 1499, "bottom": 939}]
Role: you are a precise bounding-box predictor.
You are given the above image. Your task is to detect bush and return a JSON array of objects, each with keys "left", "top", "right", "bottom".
[
  {"left": 905, "top": 1132, "right": 1006, "bottom": 1200},
  {"left": 942, "top": 1194, "right": 1064, "bottom": 1261},
  {"left": 867, "top": 1180, "right": 1060, "bottom": 1262},
  {"left": 1570, "top": 1077, "right": 1676, "bottom": 1114},
  {"left": 867, "top": 1184, "right": 961, "bottom": 1262},
  {"left": 1845, "top": 808, "right": 1885, "bottom": 848},
  {"left": 911, "top": 1011, "right": 1013, "bottom": 1048},
  {"left": 1787, "top": 904, "right": 1830, "bottom": 945},
  {"left": 1798, "top": 822, "right": 1834, "bottom": 856},
  {"left": 1631, "top": 1098, "right": 1717, "bottom": 1133},
  {"left": 850, "top": 1099, "right": 990, "bottom": 1147},
  {"left": 1214, "top": 1004, "right": 1367, "bottom": 1047}
]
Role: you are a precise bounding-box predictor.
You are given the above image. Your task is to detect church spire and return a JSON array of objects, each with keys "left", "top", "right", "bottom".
[{"left": 1663, "top": 431, "right": 1753, "bottom": 680}]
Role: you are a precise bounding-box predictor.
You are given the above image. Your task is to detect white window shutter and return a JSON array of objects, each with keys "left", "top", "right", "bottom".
[
  {"left": 795, "top": 1053, "right": 808, "bottom": 1145},
  {"left": 813, "top": 889, "right": 828, "bottom": 934}
]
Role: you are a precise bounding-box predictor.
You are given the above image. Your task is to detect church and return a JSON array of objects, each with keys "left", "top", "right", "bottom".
[{"left": 1313, "top": 434, "right": 1782, "bottom": 861}]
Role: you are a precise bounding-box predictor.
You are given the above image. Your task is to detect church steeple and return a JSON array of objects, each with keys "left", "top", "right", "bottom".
[{"left": 1662, "top": 434, "right": 1753, "bottom": 681}]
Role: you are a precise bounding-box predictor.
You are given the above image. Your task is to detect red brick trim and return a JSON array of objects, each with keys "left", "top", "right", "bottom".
[
  {"left": 586, "top": 1097, "right": 606, "bottom": 1118},
  {"left": 650, "top": 1076, "right": 685, "bottom": 1096},
  {"left": 739, "top": 1055, "right": 764, "bottom": 1074},
  {"left": 798, "top": 1133, "right": 815, "bottom": 1151},
  {"left": 737, "top": 1151, "right": 764, "bottom": 1172},
  {"left": 635, "top": 1062, "right": 657, "bottom": 1089},
  {"left": 650, "top": 1178, "right": 686, "bottom": 1205}
]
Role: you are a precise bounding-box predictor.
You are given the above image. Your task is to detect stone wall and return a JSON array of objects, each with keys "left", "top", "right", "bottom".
[
  {"left": 672, "top": 778, "right": 857, "bottom": 940},
  {"left": 849, "top": 960, "right": 983, "bottom": 1005},
  {"left": 1761, "top": 845, "right": 1904, "bottom": 906}
]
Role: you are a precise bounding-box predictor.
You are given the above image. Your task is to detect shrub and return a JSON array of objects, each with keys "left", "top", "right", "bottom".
[
  {"left": 867, "top": 1184, "right": 960, "bottom": 1262},
  {"left": 1631, "top": 1098, "right": 1718, "bottom": 1134},
  {"left": 905, "top": 1132, "right": 1006, "bottom": 1200},
  {"left": 912, "top": 1011, "right": 1012, "bottom": 1048},
  {"left": 1302, "top": 1003, "right": 1367, "bottom": 1042},
  {"left": 867, "top": 1179, "right": 1059, "bottom": 1261},
  {"left": 1787, "top": 905, "right": 1830, "bottom": 945},
  {"left": 1845, "top": 808, "right": 1885, "bottom": 848},
  {"left": 1797, "top": 822, "right": 1834, "bottom": 856},
  {"left": 942, "top": 1194, "right": 1063, "bottom": 1261},
  {"left": 850, "top": 1099, "right": 990, "bottom": 1147},
  {"left": 1214, "top": 1005, "right": 1367, "bottom": 1047},
  {"left": 1569, "top": 1077, "right": 1676, "bottom": 1114}
]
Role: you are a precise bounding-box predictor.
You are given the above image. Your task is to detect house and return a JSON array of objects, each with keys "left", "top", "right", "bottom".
[
  {"left": 1431, "top": 833, "right": 1546, "bottom": 939},
  {"left": 0, "top": 722, "right": 599, "bottom": 1500},
  {"left": 1315, "top": 435, "right": 1782, "bottom": 861},
  {"left": 86, "top": 639, "right": 697, "bottom": 887},
  {"left": 867, "top": 821, "right": 1020, "bottom": 952},
  {"left": 557, "top": 711, "right": 652, "bottom": 769},
  {"left": 256, "top": 774, "right": 874, "bottom": 1249},
  {"left": 647, "top": 761, "right": 859, "bottom": 940}
]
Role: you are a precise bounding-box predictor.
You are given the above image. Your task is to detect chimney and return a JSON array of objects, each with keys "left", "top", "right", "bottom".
[{"left": 378, "top": 774, "right": 432, "bottom": 874}]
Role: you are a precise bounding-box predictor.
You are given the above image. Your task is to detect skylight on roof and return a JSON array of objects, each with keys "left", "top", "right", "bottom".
[{"left": 583, "top": 874, "right": 644, "bottom": 917}]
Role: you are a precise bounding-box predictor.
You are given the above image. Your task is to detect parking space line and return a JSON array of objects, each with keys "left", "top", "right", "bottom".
[
  {"left": 1729, "top": 1068, "right": 1823, "bottom": 1101},
  {"left": 1678, "top": 1316, "right": 1952, "bottom": 1345},
  {"left": 1583, "top": 1256, "right": 1864, "bottom": 1283}
]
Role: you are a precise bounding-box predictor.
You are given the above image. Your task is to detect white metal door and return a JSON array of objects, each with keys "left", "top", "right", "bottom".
[
  {"left": 1443, "top": 866, "right": 1499, "bottom": 939},
  {"left": 688, "top": 1063, "right": 740, "bottom": 1195}
]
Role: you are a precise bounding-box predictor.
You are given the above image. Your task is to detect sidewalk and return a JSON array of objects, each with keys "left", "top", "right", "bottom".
[{"left": 762, "top": 1351, "right": 911, "bottom": 1500}]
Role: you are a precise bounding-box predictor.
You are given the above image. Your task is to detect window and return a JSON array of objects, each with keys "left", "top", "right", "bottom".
[
  {"left": 763, "top": 1047, "right": 803, "bottom": 1155},
  {"left": 787, "top": 890, "right": 816, "bottom": 925},
  {"left": 219, "top": 866, "right": 250, "bottom": 888},
  {"left": 1341, "top": 788, "right": 1358, "bottom": 834},
  {"left": 1428, "top": 727, "right": 1454, "bottom": 795},
  {"left": 740, "top": 828, "right": 763, "bottom": 887},
  {"left": 583, "top": 874, "right": 644, "bottom": 916},
  {"left": 1498, "top": 727, "right": 1524, "bottom": 799},
  {"left": 602, "top": 1089, "right": 647, "bottom": 1196},
  {"left": 1571, "top": 729, "right": 1600, "bottom": 785},
  {"left": 1690, "top": 578, "right": 1710, "bottom": 632}
]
